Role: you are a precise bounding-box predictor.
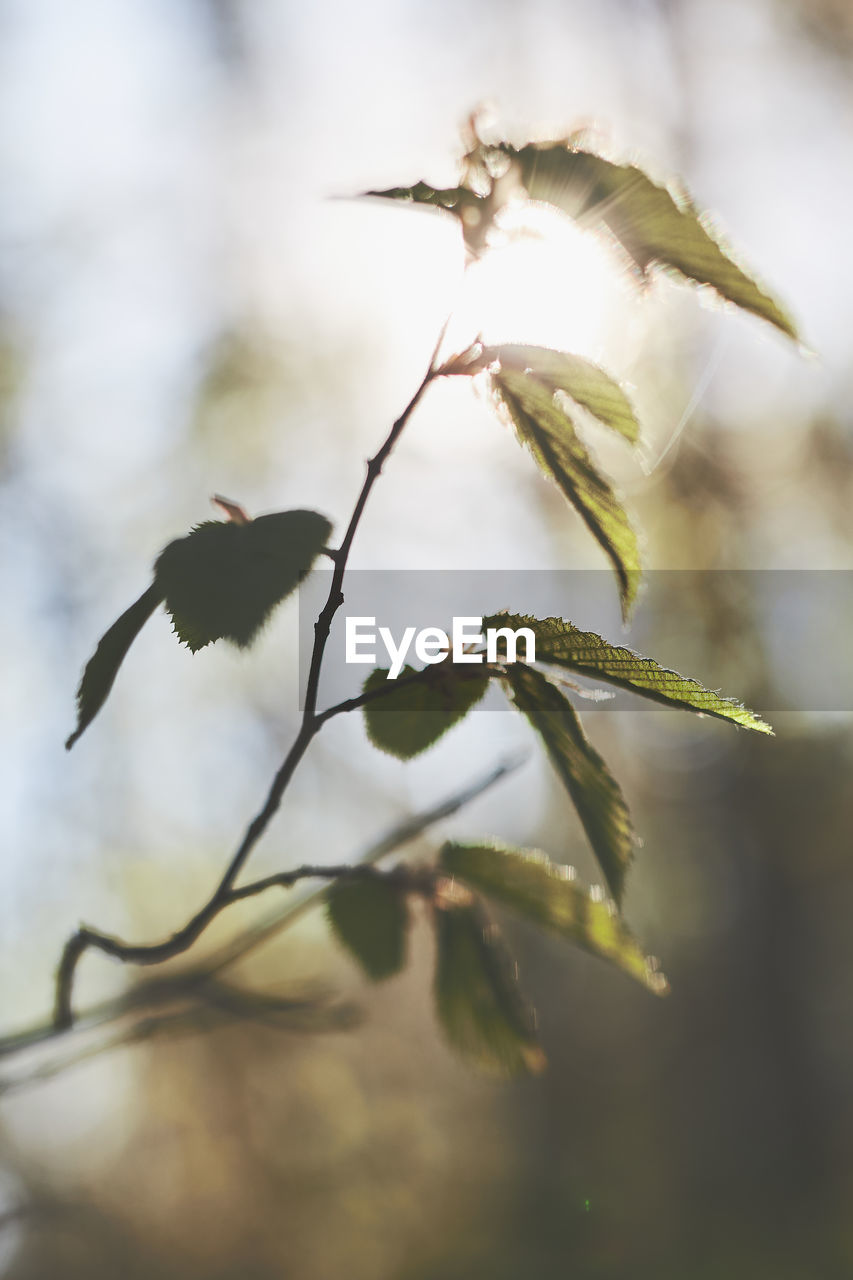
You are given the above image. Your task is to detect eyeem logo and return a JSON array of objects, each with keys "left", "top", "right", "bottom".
[{"left": 345, "top": 616, "right": 536, "bottom": 680}]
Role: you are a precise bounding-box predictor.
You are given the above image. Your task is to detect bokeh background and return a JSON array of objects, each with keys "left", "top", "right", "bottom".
[{"left": 1, "top": 0, "right": 852, "bottom": 1275}]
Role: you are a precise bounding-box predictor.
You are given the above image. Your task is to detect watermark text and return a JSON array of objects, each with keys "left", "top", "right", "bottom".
[{"left": 345, "top": 616, "right": 535, "bottom": 679}]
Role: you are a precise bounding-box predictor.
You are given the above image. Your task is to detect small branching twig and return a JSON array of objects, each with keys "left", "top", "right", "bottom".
[
  {"left": 52, "top": 316, "right": 453, "bottom": 1031},
  {"left": 0, "top": 756, "right": 521, "bottom": 1092},
  {"left": 54, "top": 865, "right": 432, "bottom": 1028}
]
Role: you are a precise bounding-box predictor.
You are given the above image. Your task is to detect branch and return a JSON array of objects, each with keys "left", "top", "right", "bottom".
[
  {"left": 214, "top": 314, "right": 451, "bottom": 897},
  {"left": 2, "top": 982, "right": 361, "bottom": 1100},
  {"left": 199, "top": 752, "right": 526, "bottom": 976},
  {"left": 52, "top": 315, "right": 452, "bottom": 1031},
  {"left": 0, "top": 755, "right": 523, "bottom": 1089},
  {"left": 54, "top": 863, "right": 431, "bottom": 1029}
]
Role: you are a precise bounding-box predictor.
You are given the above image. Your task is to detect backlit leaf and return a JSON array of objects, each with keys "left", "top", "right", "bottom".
[
  {"left": 365, "top": 181, "right": 483, "bottom": 216},
  {"left": 440, "top": 841, "right": 667, "bottom": 995},
  {"left": 327, "top": 875, "right": 409, "bottom": 981},
  {"left": 363, "top": 663, "right": 490, "bottom": 759},
  {"left": 363, "top": 180, "right": 492, "bottom": 252},
  {"left": 493, "top": 369, "right": 640, "bottom": 619},
  {"left": 154, "top": 509, "right": 332, "bottom": 652},
  {"left": 505, "top": 142, "right": 798, "bottom": 340},
  {"left": 65, "top": 583, "right": 163, "bottom": 750},
  {"left": 504, "top": 664, "right": 635, "bottom": 903},
  {"left": 485, "top": 613, "right": 773, "bottom": 733},
  {"left": 482, "top": 343, "right": 641, "bottom": 443},
  {"left": 434, "top": 900, "right": 545, "bottom": 1077}
]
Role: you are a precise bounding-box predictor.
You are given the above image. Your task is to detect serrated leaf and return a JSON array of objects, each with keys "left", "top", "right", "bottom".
[
  {"left": 434, "top": 900, "right": 545, "bottom": 1077},
  {"left": 504, "top": 664, "right": 635, "bottom": 904},
  {"left": 65, "top": 583, "right": 163, "bottom": 750},
  {"left": 154, "top": 509, "right": 332, "bottom": 652},
  {"left": 493, "top": 369, "right": 640, "bottom": 619},
  {"left": 482, "top": 344, "right": 641, "bottom": 443},
  {"left": 485, "top": 613, "right": 773, "bottom": 733},
  {"left": 363, "top": 664, "right": 490, "bottom": 760},
  {"left": 506, "top": 142, "right": 797, "bottom": 340},
  {"left": 327, "top": 875, "right": 409, "bottom": 981},
  {"left": 440, "top": 841, "right": 667, "bottom": 995}
]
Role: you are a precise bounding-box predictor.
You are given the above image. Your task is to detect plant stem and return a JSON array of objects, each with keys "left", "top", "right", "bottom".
[
  {"left": 315, "top": 660, "right": 500, "bottom": 727},
  {"left": 2, "top": 755, "right": 526, "bottom": 1079},
  {"left": 54, "top": 864, "right": 427, "bottom": 1026},
  {"left": 3, "top": 756, "right": 525, "bottom": 1094},
  {"left": 53, "top": 316, "right": 451, "bottom": 1030}
]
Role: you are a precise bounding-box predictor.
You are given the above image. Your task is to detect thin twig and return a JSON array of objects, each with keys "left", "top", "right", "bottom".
[
  {"left": 199, "top": 752, "right": 526, "bottom": 976},
  {"left": 315, "top": 659, "right": 500, "bottom": 726},
  {"left": 0, "top": 981, "right": 360, "bottom": 1099},
  {"left": 52, "top": 317, "right": 452, "bottom": 1031},
  {"left": 0, "top": 755, "right": 524, "bottom": 1090},
  {"left": 55, "top": 863, "right": 430, "bottom": 1014}
]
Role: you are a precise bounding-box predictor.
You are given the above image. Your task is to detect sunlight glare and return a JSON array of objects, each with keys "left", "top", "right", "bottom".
[{"left": 448, "top": 203, "right": 631, "bottom": 363}]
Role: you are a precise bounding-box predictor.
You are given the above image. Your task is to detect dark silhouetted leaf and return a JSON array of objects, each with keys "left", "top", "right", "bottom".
[
  {"left": 363, "top": 664, "right": 490, "bottom": 760},
  {"left": 504, "top": 664, "right": 635, "bottom": 903},
  {"left": 327, "top": 875, "right": 409, "bottom": 981},
  {"left": 65, "top": 583, "right": 163, "bottom": 750},
  {"left": 493, "top": 369, "right": 640, "bottom": 619},
  {"left": 154, "top": 509, "right": 332, "bottom": 651},
  {"left": 440, "top": 841, "right": 668, "bottom": 994},
  {"left": 505, "top": 142, "right": 797, "bottom": 340},
  {"left": 482, "top": 344, "right": 641, "bottom": 443},
  {"left": 485, "top": 613, "right": 773, "bottom": 733},
  {"left": 434, "top": 900, "right": 545, "bottom": 1077}
]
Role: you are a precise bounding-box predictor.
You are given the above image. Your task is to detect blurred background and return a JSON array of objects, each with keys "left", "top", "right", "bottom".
[{"left": 1, "top": 0, "right": 852, "bottom": 1275}]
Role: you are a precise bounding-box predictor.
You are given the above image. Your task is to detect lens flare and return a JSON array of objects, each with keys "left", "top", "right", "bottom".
[{"left": 450, "top": 202, "right": 630, "bottom": 362}]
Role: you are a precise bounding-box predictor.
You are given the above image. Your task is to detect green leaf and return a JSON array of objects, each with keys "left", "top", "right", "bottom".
[
  {"left": 65, "top": 583, "right": 163, "bottom": 750},
  {"left": 363, "top": 663, "right": 490, "bottom": 760},
  {"left": 363, "top": 181, "right": 495, "bottom": 254},
  {"left": 504, "top": 664, "right": 635, "bottom": 904},
  {"left": 505, "top": 142, "right": 798, "bottom": 340},
  {"left": 440, "top": 841, "right": 668, "bottom": 995},
  {"left": 327, "top": 875, "right": 409, "bottom": 981},
  {"left": 365, "top": 181, "right": 482, "bottom": 216},
  {"left": 154, "top": 509, "right": 332, "bottom": 652},
  {"left": 493, "top": 368, "right": 640, "bottom": 619},
  {"left": 481, "top": 344, "right": 641, "bottom": 443},
  {"left": 434, "top": 900, "right": 546, "bottom": 1077},
  {"left": 485, "top": 613, "right": 773, "bottom": 733}
]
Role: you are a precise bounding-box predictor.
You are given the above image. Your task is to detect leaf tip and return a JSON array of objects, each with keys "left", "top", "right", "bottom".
[
  {"left": 619, "top": 566, "right": 644, "bottom": 625},
  {"left": 646, "top": 965, "right": 670, "bottom": 997},
  {"left": 733, "top": 704, "right": 774, "bottom": 735}
]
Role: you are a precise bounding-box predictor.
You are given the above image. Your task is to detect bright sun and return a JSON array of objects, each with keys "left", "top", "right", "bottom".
[{"left": 449, "top": 202, "right": 631, "bottom": 364}]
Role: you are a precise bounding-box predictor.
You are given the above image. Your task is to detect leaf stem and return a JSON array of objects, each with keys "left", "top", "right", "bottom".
[
  {"left": 0, "top": 754, "right": 523, "bottom": 1097},
  {"left": 54, "top": 864, "right": 430, "bottom": 1027},
  {"left": 315, "top": 660, "right": 501, "bottom": 727}
]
